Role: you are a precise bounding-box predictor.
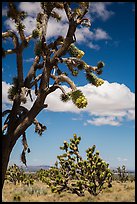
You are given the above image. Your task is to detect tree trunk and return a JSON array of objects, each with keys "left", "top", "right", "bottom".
[{"left": 2, "top": 135, "right": 13, "bottom": 189}]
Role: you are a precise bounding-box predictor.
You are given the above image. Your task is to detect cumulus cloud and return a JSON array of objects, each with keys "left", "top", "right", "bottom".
[
  {"left": 2, "top": 81, "right": 13, "bottom": 111},
  {"left": 75, "top": 27, "right": 110, "bottom": 43},
  {"left": 46, "top": 18, "right": 68, "bottom": 40},
  {"left": 93, "top": 28, "right": 111, "bottom": 40},
  {"left": 88, "top": 42, "right": 100, "bottom": 50},
  {"left": 89, "top": 2, "right": 114, "bottom": 21},
  {"left": 87, "top": 116, "right": 121, "bottom": 126},
  {"left": 19, "top": 2, "right": 42, "bottom": 17},
  {"left": 2, "top": 80, "right": 135, "bottom": 126}
]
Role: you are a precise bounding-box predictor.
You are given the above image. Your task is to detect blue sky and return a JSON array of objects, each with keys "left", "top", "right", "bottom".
[{"left": 2, "top": 2, "right": 135, "bottom": 171}]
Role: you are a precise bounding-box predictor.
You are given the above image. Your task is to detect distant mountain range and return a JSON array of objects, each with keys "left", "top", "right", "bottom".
[
  {"left": 20, "top": 165, "right": 135, "bottom": 174},
  {"left": 20, "top": 165, "right": 51, "bottom": 172}
]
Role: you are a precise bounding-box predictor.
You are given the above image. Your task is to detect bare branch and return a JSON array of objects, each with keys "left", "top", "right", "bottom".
[
  {"left": 2, "top": 124, "right": 8, "bottom": 132},
  {"left": 16, "top": 50, "right": 24, "bottom": 88},
  {"left": 50, "top": 74, "right": 77, "bottom": 91},
  {"left": 2, "top": 30, "right": 19, "bottom": 49},
  {"left": 2, "top": 110, "right": 11, "bottom": 117},
  {"left": 24, "top": 56, "right": 40, "bottom": 88},
  {"left": 53, "top": 84, "right": 67, "bottom": 95},
  {"left": 63, "top": 2, "right": 72, "bottom": 21},
  {"left": 2, "top": 30, "right": 24, "bottom": 88},
  {"left": 61, "top": 57, "right": 98, "bottom": 72},
  {"left": 25, "top": 34, "right": 33, "bottom": 42},
  {"left": 50, "top": 6, "right": 78, "bottom": 66},
  {"left": 35, "top": 62, "right": 44, "bottom": 69},
  {"left": 30, "top": 74, "right": 42, "bottom": 88},
  {"left": 3, "top": 49, "right": 16, "bottom": 56}
]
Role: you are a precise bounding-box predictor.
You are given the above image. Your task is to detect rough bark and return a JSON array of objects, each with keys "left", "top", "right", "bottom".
[{"left": 2, "top": 136, "right": 13, "bottom": 188}]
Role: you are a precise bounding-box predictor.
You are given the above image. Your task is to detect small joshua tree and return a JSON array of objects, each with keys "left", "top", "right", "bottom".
[
  {"left": 2, "top": 2, "right": 106, "bottom": 188},
  {"left": 38, "top": 134, "right": 112, "bottom": 196},
  {"left": 5, "top": 164, "right": 34, "bottom": 186},
  {"left": 116, "top": 165, "right": 128, "bottom": 183}
]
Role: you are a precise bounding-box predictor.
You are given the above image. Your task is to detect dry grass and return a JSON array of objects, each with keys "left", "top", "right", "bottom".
[{"left": 2, "top": 180, "right": 135, "bottom": 202}]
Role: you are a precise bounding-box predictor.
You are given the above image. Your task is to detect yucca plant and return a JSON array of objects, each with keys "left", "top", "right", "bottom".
[{"left": 39, "top": 134, "right": 112, "bottom": 196}]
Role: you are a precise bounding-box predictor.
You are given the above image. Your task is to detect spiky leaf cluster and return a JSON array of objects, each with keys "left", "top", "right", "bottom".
[
  {"left": 95, "top": 61, "right": 105, "bottom": 75},
  {"left": 34, "top": 122, "right": 47, "bottom": 136},
  {"left": 68, "top": 44, "right": 85, "bottom": 59},
  {"left": 71, "top": 90, "right": 88, "bottom": 108},
  {"left": 86, "top": 72, "right": 104, "bottom": 87},
  {"left": 7, "top": 77, "right": 19, "bottom": 101},
  {"left": 37, "top": 134, "right": 112, "bottom": 196},
  {"left": 15, "top": 22, "right": 25, "bottom": 33},
  {"left": 32, "top": 29, "right": 40, "bottom": 39},
  {"left": 5, "top": 164, "right": 34, "bottom": 186},
  {"left": 7, "top": 3, "right": 27, "bottom": 35},
  {"left": 97, "top": 61, "right": 105, "bottom": 69},
  {"left": 60, "top": 93, "right": 70, "bottom": 102}
]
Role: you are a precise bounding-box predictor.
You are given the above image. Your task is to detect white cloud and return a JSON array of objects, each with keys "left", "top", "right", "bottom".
[
  {"left": 87, "top": 116, "right": 121, "bottom": 126},
  {"left": 2, "top": 81, "right": 13, "bottom": 111},
  {"left": 93, "top": 28, "right": 111, "bottom": 41},
  {"left": 46, "top": 18, "right": 68, "bottom": 40},
  {"left": 88, "top": 42, "right": 100, "bottom": 50},
  {"left": 75, "top": 26, "right": 111, "bottom": 48},
  {"left": 89, "top": 2, "right": 114, "bottom": 21},
  {"left": 4, "top": 18, "right": 17, "bottom": 33},
  {"left": 19, "top": 2, "right": 41, "bottom": 17},
  {"left": 2, "top": 80, "right": 135, "bottom": 126}
]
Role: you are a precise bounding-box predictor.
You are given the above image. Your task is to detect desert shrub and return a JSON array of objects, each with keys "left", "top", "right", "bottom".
[
  {"left": 5, "top": 164, "right": 34, "bottom": 186},
  {"left": 37, "top": 134, "right": 113, "bottom": 196}
]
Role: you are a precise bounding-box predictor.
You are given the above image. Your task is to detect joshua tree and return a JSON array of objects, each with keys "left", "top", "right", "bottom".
[{"left": 2, "top": 2, "right": 106, "bottom": 188}]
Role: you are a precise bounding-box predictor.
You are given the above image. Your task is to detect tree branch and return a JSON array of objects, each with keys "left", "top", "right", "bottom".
[
  {"left": 2, "top": 124, "right": 8, "bottom": 132},
  {"left": 61, "top": 57, "right": 98, "bottom": 71},
  {"left": 50, "top": 74, "right": 77, "bottom": 91},
  {"left": 50, "top": 11, "right": 77, "bottom": 65},
  {"left": 2, "top": 30, "right": 19, "bottom": 49},
  {"left": 30, "top": 74, "right": 42, "bottom": 88},
  {"left": 63, "top": 2, "right": 72, "bottom": 21},
  {"left": 24, "top": 56, "right": 40, "bottom": 88},
  {"left": 3, "top": 48, "right": 16, "bottom": 56}
]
